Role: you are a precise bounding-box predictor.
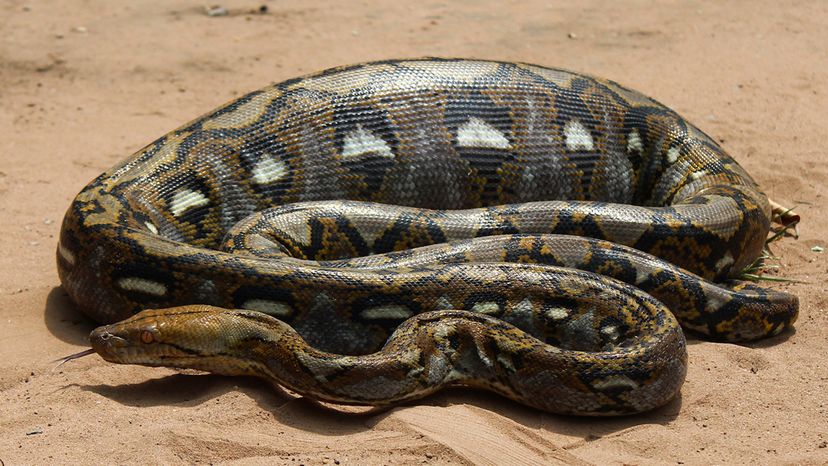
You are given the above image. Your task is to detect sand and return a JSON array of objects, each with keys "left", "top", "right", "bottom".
[{"left": 1, "top": 0, "right": 826, "bottom": 464}]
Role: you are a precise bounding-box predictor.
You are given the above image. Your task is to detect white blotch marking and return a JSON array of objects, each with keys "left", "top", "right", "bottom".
[
  {"left": 341, "top": 124, "right": 394, "bottom": 158},
  {"left": 690, "top": 169, "right": 709, "bottom": 180},
  {"left": 117, "top": 277, "right": 167, "bottom": 296},
  {"left": 666, "top": 146, "right": 681, "bottom": 164},
  {"left": 57, "top": 243, "right": 75, "bottom": 265},
  {"left": 144, "top": 222, "right": 158, "bottom": 234},
  {"left": 496, "top": 353, "right": 516, "bottom": 372},
  {"left": 627, "top": 128, "right": 644, "bottom": 154},
  {"left": 360, "top": 304, "right": 412, "bottom": 320},
  {"left": 545, "top": 307, "right": 569, "bottom": 320},
  {"left": 477, "top": 346, "right": 493, "bottom": 367},
  {"left": 592, "top": 374, "right": 639, "bottom": 391},
  {"left": 514, "top": 297, "right": 535, "bottom": 315},
  {"left": 471, "top": 301, "right": 500, "bottom": 315},
  {"left": 601, "top": 325, "right": 620, "bottom": 341},
  {"left": 251, "top": 157, "right": 287, "bottom": 184},
  {"left": 242, "top": 299, "right": 293, "bottom": 318},
  {"left": 170, "top": 189, "right": 209, "bottom": 217},
  {"left": 456, "top": 117, "right": 511, "bottom": 149},
  {"left": 635, "top": 268, "right": 650, "bottom": 285},
  {"left": 703, "top": 289, "right": 729, "bottom": 312},
  {"left": 715, "top": 251, "right": 734, "bottom": 273},
  {"left": 563, "top": 119, "right": 594, "bottom": 151}
]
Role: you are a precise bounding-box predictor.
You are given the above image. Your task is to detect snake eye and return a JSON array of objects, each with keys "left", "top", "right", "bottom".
[{"left": 140, "top": 330, "right": 155, "bottom": 344}]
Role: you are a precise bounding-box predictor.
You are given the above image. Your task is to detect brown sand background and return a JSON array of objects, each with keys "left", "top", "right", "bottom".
[{"left": 1, "top": 0, "right": 827, "bottom": 464}]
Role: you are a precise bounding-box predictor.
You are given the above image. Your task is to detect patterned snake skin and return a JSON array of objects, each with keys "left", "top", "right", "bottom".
[{"left": 57, "top": 58, "right": 798, "bottom": 415}]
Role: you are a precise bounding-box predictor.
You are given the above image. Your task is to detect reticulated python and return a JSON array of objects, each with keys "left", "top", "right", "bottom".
[{"left": 57, "top": 58, "right": 798, "bottom": 416}]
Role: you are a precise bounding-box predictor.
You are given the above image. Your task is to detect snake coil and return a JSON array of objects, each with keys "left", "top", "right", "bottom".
[{"left": 58, "top": 59, "right": 797, "bottom": 415}]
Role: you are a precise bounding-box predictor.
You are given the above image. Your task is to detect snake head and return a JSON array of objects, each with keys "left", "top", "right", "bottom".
[{"left": 89, "top": 305, "right": 276, "bottom": 376}]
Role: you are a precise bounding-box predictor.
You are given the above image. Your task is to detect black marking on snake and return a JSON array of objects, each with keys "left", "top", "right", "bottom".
[
  {"left": 232, "top": 285, "right": 298, "bottom": 314},
  {"left": 176, "top": 90, "right": 266, "bottom": 136},
  {"left": 553, "top": 78, "right": 606, "bottom": 195},
  {"left": 621, "top": 105, "right": 675, "bottom": 202},
  {"left": 371, "top": 212, "right": 449, "bottom": 254},
  {"left": 239, "top": 135, "right": 294, "bottom": 195},
  {"left": 305, "top": 215, "right": 372, "bottom": 260},
  {"left": 161, "top": 175, "right": 213, "bottom": 235},
  {"left": 113, "top": 262, "right": 175, "bottom": 300},
  {"left": 333, "top": 98, "right": 399, "bottom": 200},
  {"left": 445, "top": 89, "right": 516, "bottom": 204}
]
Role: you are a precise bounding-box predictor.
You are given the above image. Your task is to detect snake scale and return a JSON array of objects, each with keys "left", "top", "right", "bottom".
[{"left": 57, "top": 58, "right": 798, "bottom": 415}]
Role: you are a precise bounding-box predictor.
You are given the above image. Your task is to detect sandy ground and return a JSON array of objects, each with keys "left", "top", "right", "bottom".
[{"left": 0, "top": 0, "right": 827, "bottom": 464}]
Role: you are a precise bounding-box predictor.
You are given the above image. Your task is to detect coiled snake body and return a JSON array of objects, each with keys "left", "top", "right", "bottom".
[{"left": 57, "top": 59, "right": 798, "bottom": 415}]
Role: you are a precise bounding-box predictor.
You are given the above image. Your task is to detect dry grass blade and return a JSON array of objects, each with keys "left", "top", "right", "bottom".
[{"left": 737, "top": 202, "right": 802, "bottom": 283}]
